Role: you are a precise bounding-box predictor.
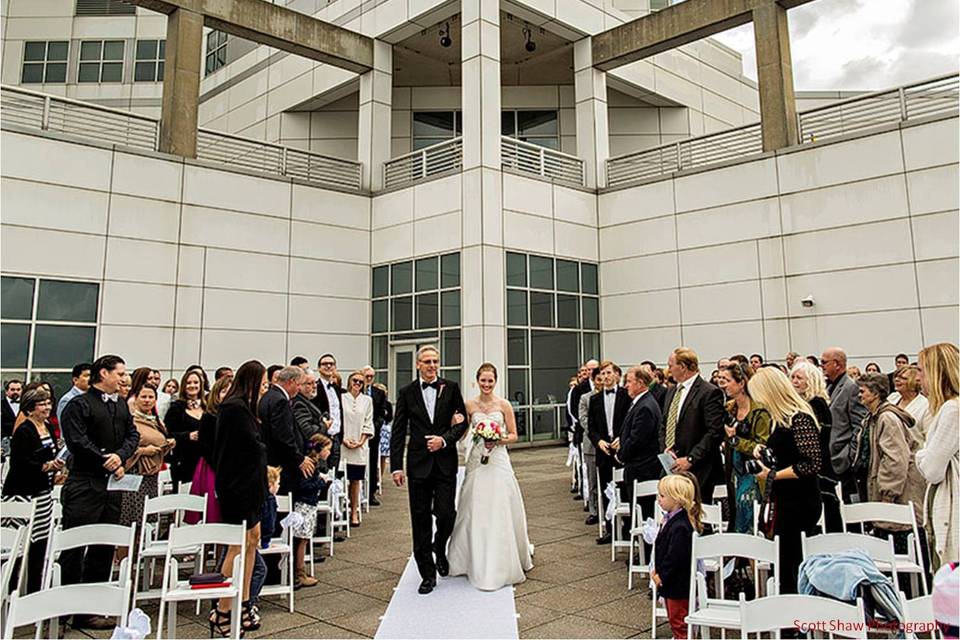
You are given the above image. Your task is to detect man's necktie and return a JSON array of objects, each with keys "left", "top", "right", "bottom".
[
  {"left": 102, "top": 392, "right": 119, "bottom": 403},
  {"left": 665, "top": 386, "right": 684, "bottom": 450},
  {"left": 605, "top": 389, "right": 616, "bottom": 395},
  {"left": 421, "top": 381, "right": 439, "bottom": 390}
]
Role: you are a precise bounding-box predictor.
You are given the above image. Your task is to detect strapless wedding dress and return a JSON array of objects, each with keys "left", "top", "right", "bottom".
[{"left": 447, "top": 410, "right": 534, "bottom": 591}]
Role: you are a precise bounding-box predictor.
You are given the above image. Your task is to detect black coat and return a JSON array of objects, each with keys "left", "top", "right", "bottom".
[
  {"left": 618, "top": 392, "right": 664, "bottom": 481},
  {"left": 292, "top": 394, "right": 325, "bottom": 443},
  {"left": 213, "top": 397, "right": 267, "bottom": 523},
  {"left": 659, "top": 377, "right": 725, "bottom": 492},
  {"left": 164, "top": 400, "right": 203, "bottom": 484},
  {"left": 1, "top": 398, "right": 16, "bottom": 439},
  {"left": 587, "top": 387, "right": 631, "bottom": 449},
  {"left": 569, "top": 378, "right": 592, "bottom": 442},
  {"left": 2, "top": 421, "right": 57, "bottom": 497},
  {"left": 311, "top": 379, "right": 342, "bottom": 426},
  {"left": 390, "top": 378, "right": 466, "bottom": 480},
  {"left": 369, "top": 385, "right": 391, "bottom": 430},
  {"left": 258, "top": 386, "right": 305, "bottom": 490},
  {"left": 654, "top": 510, "right": 695, "bottom": 599}
]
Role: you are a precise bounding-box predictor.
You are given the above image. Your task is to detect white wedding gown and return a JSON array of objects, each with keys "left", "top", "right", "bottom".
[{"left": 447, "top": 410, "right": 534, "bottom": 591}]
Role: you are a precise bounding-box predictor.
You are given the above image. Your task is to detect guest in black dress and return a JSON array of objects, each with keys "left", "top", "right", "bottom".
[
  {"left": 164, "top": 369, "right": 205, "bottom": 488},
  {"left": 211, "top": 361, "right": 268, "bottom": 637},
  {"left": 748, "top": 367, "right": 822, "bottom": 595}
]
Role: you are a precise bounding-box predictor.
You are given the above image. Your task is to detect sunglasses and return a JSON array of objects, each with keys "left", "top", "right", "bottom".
[
  {"left": 320, "top": 361, "right": 336, "bottom": 367},
  {"left": 351, "top": 379, "right": 364, "bottom": 386}
]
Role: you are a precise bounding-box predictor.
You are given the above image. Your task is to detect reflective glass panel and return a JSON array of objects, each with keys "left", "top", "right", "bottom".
[
  {"left": 556, "top": 259, "right": 579, "bottom": 292},
  {"left": 391, "top": 261, "right": 412, "bottom": 295},
  {"left": 415, "top": 257, "right": 438, "bottom": 292},
  {"left": 372, "top": 266, "right": 389, "bottom": 297},
  {"left": 32, "top": 325, "right": 95, "bottom": 368},
  {"left": 529, "top": 256, "right": 554, "bottom": 290},
  {"left": 416, "top": 293, "right": 438, "bottom": 329},
  {"left": 391, "top": 297, "right": 412, "bottom": 332},
  {"left": 440, "top": 253, "right": 459, "bottom": 288},
  {"left": 557, "top": 294, "right": 579, "bottom": 329},
  {"left": 440, "top": 291, "right": 460, "bottom": 327},
  {"left": 442, "top": 330, "right": 461, "bottom": 366},
  {"left": 1, "top": 324, "right": 30, "bottom": 368},
  {"left": 581, "top": 263, "right": 598, "bottom": 295},
  {"left": 507, "top": 329, "right": 527, "bottom": 365},
  {"left": 1, "top": 277, "right": 35, "bottom": 320},
  {"left": 506, "top": 290, "right": 527, "bottom": 326},
  {"left": 529, "top": 292, "right": 554, "bottom": 327},
  {"left": 506, "top": 252, "right": 527, "bottom": 287},
  {"left": 37, "top": 280, "right": 98, "bottom": 322},
  {"left": 371, "top": 300, "right": 388, "bottom": 333}
]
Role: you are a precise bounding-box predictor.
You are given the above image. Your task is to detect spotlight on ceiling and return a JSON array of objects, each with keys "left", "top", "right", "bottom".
[
  {"left": 439, "top": 22, "right": 452, "bottom": 48},
  {"left": 523, "top": 26, "right": 536, "bottom": 53}
]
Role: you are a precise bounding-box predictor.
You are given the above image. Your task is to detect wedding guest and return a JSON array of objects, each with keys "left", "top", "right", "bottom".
[
  {"left": 267, "top": 364, "right": 283, "bottom": 385},
  {"left": 887, "top": 365, "right": 929, "bottom": 429},
  {"left": 377, "top": 383, "right": 393, "bottom": 497},
  {"left": 291, "top": 433, "right": 332, "bottom": 585},
  {"left": 260, "top": 366, "right": 313, "bottom": 498},
  {"left": 186, "top": 364, "right": 210, "bottom": 393},
  {"left": 214, "top": 367, "right": 233, "bottom": 382},
  {"left": 578, "top": 366, "right": 603, "bottom": 526},
  {"left": 641, "top": 361, "right": 668, "bottom": 409},
  {"left": 56, "top": 363, "right": 91, "bottom": 423},
  {"left": 805, "top": 355, "right": 820, "bottom": 367},
  {"left": 165, "top": 369, "right": 205, "bottom": 489},
  {"left": 1, "top": 387, "right": 63, "bottom": 592},
  {"left": 2, "top": 379, "right": 22, "bottom": 440},
  {"left": 162, "top": 378, "right": 179, "bottom": 396},
  {"left": 186, "top": 375, "right": 231, "bottom": 525},
  {"left": 147, "top": 368, "right": 172, "bottom": 419},
  {"left": 865, "top": 362, "right": 882, "bottom": 375},
  {"left": 313, "top": 354, "right": 344, "bottom": 473},
  {"left": 117, "top": 373, "right": 132, "bottom": 400},
  {"left": 750, "top": 354, "right": 764, "bottom": 370},
  {"left": 915, "top": 343, "right": 959, "bottom": 569},
  {"left": 822, "top": 347, "right": 868, "bottom": 502},
  {"left": 211, "top": 361, "right": 269, "bottom": 637},
  {"left": 363, "top": 366, "right": 391, "bottom": 505},
  {"left": 290, "top": 357, "right": 309, "bottom": 370},
  {"left": 847, "top": 365, "right": 862, "bottom": 381},
  {"left": 785, "top": 352, "right": 800, "bottom": 371},
  {"left": 342, "top": 370, "right": 374, "bottom": 527},
  {"left": 588, "top": 361, "right": 630, "bottom": 542},
  {"left": 889, "top": 353, "right": 910, "bottom": 392}
]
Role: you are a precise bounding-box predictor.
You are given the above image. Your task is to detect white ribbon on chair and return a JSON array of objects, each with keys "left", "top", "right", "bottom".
[
  {"left": 604, "top": 481, "right": 617, "bottom": 522},
  {"left": 110, "top": 608, "right": 151, "bottom": 639}
]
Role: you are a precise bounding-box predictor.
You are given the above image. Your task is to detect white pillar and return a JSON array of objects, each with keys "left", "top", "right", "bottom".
[
  {"left": 358, "top": 40, "right": 392, "bottom": 191},
  {"left": 574, "top": 37, "right": 609, "bottom": 189}
]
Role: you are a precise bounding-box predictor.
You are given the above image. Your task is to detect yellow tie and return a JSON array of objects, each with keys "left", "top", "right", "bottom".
[{"left": 665, "top": 385, "right": 684, "bottom": 450}]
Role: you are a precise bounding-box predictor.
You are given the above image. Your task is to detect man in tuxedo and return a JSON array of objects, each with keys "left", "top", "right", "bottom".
[
  {"left": 390, "top": 345, "right": 467, "bottom": 595},
  {"left": 363, "top": 366, "right": 391, "bottom": 506},
  {"left": 659, "top": 347, "right": 725, "bottom": 502},
  {"left": 588, "top": 361, "right": 631, "bottom": 544},
  {"left": 822, "top": 347, "right": 868, "bottom": 501},
  {"left": 313, "top": 353, "right": 343, "bottom": 474},
  {"left": 617, "top": 366, "right": 664, "bottom": 551},
  {"left": 2, "top": 379, "right": 22, "bottom": 440}
]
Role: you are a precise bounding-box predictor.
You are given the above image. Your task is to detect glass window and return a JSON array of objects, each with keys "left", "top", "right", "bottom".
[
  {"left": 204, "top": 30, "right": 228, "bottom": 76},
  {"left": 391, "top": 261, "right": 412, "bottom": 295},
  {"left": 582, "top": 297, "right": 599, "bottom": 330},
  {"left": 415, "top": 257, "right": 438, "bottom": 292},
  {"left": 514, "top": 408, "right": 528, "bottom": 440},
  {"left": 506, "top": 290, "right": 527, "bottom": 326},
  {"left": 134, "top": 39, "right": 165, "bottom": 82},
  {"left": 581, "top": 263, "right": 598, "bottom": 295},
  {"left": 413, "top": 111, "right": 454, "bottom": 137},
  {"left": 441, "top": 368, "right": 461, "bottom": 385},
  {"left": 1, "top": 324, "right": 30, "bottom": 369},
  {"left": 507, "top": 368, "right": 528, "bottom": 406},
  {"left": 416, "top": 293, "right": 438, "bottom": 329},
  {"left": 372, "top": 336, "right": 388, "bottom": 369},
  {"left": 32, "top": 325, "right": 95, "bottom": 368},
  {"left": 507, "top": 329, "right": 527, "bottom": 366},
  {"left": 517, "top": 110, "right": 558, "bottom": 136},
  {"left": 556, "top": 259, "right": 579, "bottom": 293},
  {"left": 529, "top": 256, "right": 554, "bottom": 290},
  {"left": 372, "top": 266, "right": 389, "bottom": 298},
  {"left": 582, "top": 332, "right": 600, "bottom": 362},
  {"left": 440, "top": 291, "right": 460, "bottom": 327},
  {"left": 531, "top": 406, "right": 558, "bottom": 440},
  {"left": 371, "top": 300, "right": 388, "bottom": 333},
  {"left": 37, "top": 280, "right": 98, "bottom": 322},
  {"left": 21, "top": 41, "right": 68, "bottom": 84},
  {"left": 1, "top": 277, "right": 35, "bottom": 320},
  {"left": 501, "top": 111, "right": 515, "bottom": 136},
  {"left": 440, "top": 253, "right": 459, "bottom": 288},
  {"left": 557, "top": 294, "right": 579, "bottom": 329},
  {"left": 506, "top": 252, "right": 527, "bottom": 287},
  {"left": 29, "top": 371, "right": 74, "bottom": 399},
  {"left": 391, "top": 297, "right": 412, "bottom": 332},
  {"left": 78, "top": 40, "right": 124, "bottom": 83},
  {"left": 529, "top": 292, "right": 554, "bottom": 327},
  {"left": 442, "top": 330, "right": 461, "bottom": 367},
  {"left": 531, "top": 330, "right": 578, "bottom": 405}
]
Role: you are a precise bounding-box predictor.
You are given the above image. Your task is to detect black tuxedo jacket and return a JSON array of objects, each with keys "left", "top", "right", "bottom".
[
  {"left": 1, "top": 398, "right": 16, "bottom": 438},
  {"left": 390, "top": 378, "right": 466, "bottom": 480},
  {"left": 658, "top": 376, "right": 725, "bottom": 488},
  {"left": 258, "top": 386, "right": 305, "bottom": 489},
  {"left": 311, "top": 378, "right": 343, "bottom": 439},
  {"left": 618, "top": 392, "right": 664, "bottom": 480},
  {"left": 369, "top": 385, "right": 390, "bottom": 431},
  {"left": 587, "top": 386, "right": 631, "bottom": 451}
]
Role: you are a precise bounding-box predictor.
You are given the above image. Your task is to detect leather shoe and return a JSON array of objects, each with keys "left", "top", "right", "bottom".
[
  {"left": 585, "top": 515, "right": 599, "bottom": 525},
  {"left": 596, "top": 533, "right": 611, "bottom": 545},
  {"left": 418, "top": 578, "right": 436, "bottom": 594},
  {"left": 370, "top": 497, "right": 381, "bottom": 506},
  {"left": 73, "top": 615, "right": 115, "bottom": 630},
  {"left": 573, "top": 494, "right": 583, "bottom": 500},
  {"left": 435, "top": 554, "right": 449, "bottom": 577}
]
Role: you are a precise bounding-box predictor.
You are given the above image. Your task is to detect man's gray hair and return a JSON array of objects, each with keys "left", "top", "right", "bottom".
[
  {"left": 417, "top": 345, "right": 440, "bottom": 361},
  {"left": 276, "top": 366, "right": 305, "bottom": 383}
]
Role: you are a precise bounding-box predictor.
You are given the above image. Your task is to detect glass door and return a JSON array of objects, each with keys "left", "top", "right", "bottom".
[{"left": 389, "top": 344, "right": 417, "bottom": 403}]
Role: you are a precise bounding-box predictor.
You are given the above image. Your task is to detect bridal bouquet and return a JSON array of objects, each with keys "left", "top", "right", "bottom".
[{"left": 473, "top": 420, "right": 504, "bottom": 465}]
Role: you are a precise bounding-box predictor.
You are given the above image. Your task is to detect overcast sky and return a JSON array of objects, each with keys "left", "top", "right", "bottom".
[{"left": 710, "top": 0, "right": 959, "bottom": 91}]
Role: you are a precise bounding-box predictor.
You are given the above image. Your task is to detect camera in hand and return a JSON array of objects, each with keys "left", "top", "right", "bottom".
[
  {"left": 744, "top": 447, "right": 777, "bottom": 475},
  {"left": 728, "top": 420, "right": 753, "bottom": 447}
]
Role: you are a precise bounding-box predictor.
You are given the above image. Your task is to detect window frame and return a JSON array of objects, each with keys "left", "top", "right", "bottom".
[
  {"left": 77, "top": 39, "right": 125, "bottom": 83},
  {"left": 21, "top": 40, "right": 69, "bottom": 84},
  {"left": 204, "top": 30, "right": 228, "bottom": 77},
  {"left": 134, "top": 39, "right": 165, "bottom": 82}
]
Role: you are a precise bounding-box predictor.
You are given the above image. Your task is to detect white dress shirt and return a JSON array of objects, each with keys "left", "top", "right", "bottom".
[
  {"left": 320, "top": 377, "right": 341, "bottom": 436},
  {"left": 674, "top": 375, "right": 698, "bottom": 417},
  {"left": 420, "top": 378, "right": 438, "bottom": 423},
  {"left": 603, "top": 388, "right": 616, "bottom": 438}
]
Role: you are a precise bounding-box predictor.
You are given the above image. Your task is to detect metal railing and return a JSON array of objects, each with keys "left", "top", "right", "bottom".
[
  {"left": 0, "top": 84, "right": 363, "bottom": 192},
  {"left": 501, "top": 136, "right": 585, "bottom": 188},
  {"left": 606, "top": 73, "right": 959, "bottom": 189},
  {"left": 383, "top": 137, "right": 463, "bottom": 189}
]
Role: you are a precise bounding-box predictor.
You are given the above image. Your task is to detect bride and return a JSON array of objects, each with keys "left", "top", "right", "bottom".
[{"left": 447, "top": 362, "right": 534, "bottom": 591}]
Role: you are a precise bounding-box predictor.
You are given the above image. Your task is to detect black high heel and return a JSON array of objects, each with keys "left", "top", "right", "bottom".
[
  {"left": 208, "top": 607, "right": 243, "bottom": 638},
  {"left": 242, "top": 603, "right": 261, "bottom": 632}
]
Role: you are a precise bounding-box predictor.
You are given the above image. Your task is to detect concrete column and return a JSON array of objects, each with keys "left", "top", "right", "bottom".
[
  {"left": 358, "top": 40, "right": 393, "bottom": 191},
  {"left": 574, "top": 37, "right": 609, "bottom": 189},
  {"left": 752, "top": 1, "right": 799, "bottom": 151},
  {"left": 159, "top": 7, "right": 203, "bottom": 158},
  {"left": 461, "top": 0, "right": 501, "bottom": 171}
]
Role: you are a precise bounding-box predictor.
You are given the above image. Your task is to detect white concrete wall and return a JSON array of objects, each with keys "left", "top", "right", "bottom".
[
  {"left": 598, "top": 116, "right": 960, "bottom": 370},
  {"left": 0, "top": 129, "right": 372, "bottom": 377}
]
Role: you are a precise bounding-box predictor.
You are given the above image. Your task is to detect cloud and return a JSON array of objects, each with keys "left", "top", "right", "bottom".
[{"left": 711, "top": 0, "right": 959, "bottom": 90}]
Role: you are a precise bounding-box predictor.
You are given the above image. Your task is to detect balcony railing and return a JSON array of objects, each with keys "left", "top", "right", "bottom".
[
  {"left": 606, "top": 73, "right": 959, "bottom": 189},
  {"left": 501, "top": 137, "right": 585, "bottom": 188},
  {"left": 383, "top": 137, "right": 463, "bottom": 189},
  {"left": 0, "top": 84, "right": 362, "bottom": 192}
]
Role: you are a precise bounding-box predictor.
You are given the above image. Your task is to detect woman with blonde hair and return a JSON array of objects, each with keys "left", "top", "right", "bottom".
[
  {"left": 887, "top": 365, "right": 929, "bottom": 429},
  {"left": 341, "top": 369, "right": 374, "bottom": 527},
  {"left": 915, "top": 342, "right": 959, "bottom": 568},
  {"left": 747, "top": 367, "right": 822, "bottom": 594}
]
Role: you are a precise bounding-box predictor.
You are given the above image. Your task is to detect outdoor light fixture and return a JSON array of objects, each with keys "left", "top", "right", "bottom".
[
  {"left": 439, "top": 22, "right": 452, "bottom": 48},
  {"left": 523, "top": 26, "right": 536, "bottom": 52},
  {"left": 800, "top": 295, "right": 815, "bottom": 307}
]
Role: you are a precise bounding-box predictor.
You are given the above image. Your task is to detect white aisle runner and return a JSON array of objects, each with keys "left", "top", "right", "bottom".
[{"left": 374, "top": 467, "right": 520, "bottom": 639}]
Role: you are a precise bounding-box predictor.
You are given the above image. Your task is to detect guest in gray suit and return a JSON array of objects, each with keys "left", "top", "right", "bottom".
[
  {"left": 821, "top": 347, "right": 869, "bottom": 501},
  {"left": 578, "top": 366, "right": 603, "bottom": 526}
]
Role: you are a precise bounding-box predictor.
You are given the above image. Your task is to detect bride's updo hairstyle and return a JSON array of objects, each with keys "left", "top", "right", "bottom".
[{"left": 476, "top": 362, "right": 498, "bottom": 380}]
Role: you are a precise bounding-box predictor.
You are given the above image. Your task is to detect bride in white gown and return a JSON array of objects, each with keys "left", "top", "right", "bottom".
[{"left": 447, "top": 362, "right": 534, "bottom": 591}]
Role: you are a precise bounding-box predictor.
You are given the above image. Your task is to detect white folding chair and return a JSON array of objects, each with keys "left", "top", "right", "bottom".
[
  {"left": 841, "top": 501, "right": 928, "bottom": 595},
  {"left": 0, "top": 526, "right": 28, "bottom": 623},
  {"left": 360, "top": 462, "right": 370, "bottom": 516},
  {"left": 899, "top": 592, "right": 940, "bottom": 640},
  {"left": 0, "top": 499, "right": 36, "bottom": 596},
  {"left": 331, "top": 476, "right": 351, "bottom": 539},
  {"left": 157, "top": 468, "right": 173, "bottom": 495},
  {"left": 595, "top": 465, "right": 605, "bottom": 537},
  {"left": 50, "top": 485, "right": 63, "bottom": 527},
  {"left": 157, "top": 523, "right": 246, "bottom": 640},
  {"left": 309, "top": 491, "right": 336, "bottom": 573},
  {"left": 627, "top": 479, "right": 659, "bottom": 590},
  {"left": 177, "top": 481, "right": 192, "bottom": 495},
  {"left": 259, "top": 494, "right": 295, "bottom": 612},
  {"left": 739, "top": 593, "right": 867, "bottom": 639},
  {"left": 134, "top": 493, "right": 206, "bottom": 604},
  {"left": 686, "top": 533, "right": 780, "bottom": 639},
  {"left": 610, "top": 468, "right": 631, "bottom": 561},
  {"left": 702, "top": 503, "right": 725, "bottom": 532},
  {"left": 43, "top": 523, "right": 136, "bottom": 589},
  {"left": 3, "top": 582, "right": 132, "bottom": 640},
  {"left": 801, "top": 532, "right": 900, "bottom": 594}
]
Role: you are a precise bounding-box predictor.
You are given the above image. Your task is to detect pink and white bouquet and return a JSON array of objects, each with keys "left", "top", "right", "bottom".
[{"left": 472, "top": 420, "right": 504, "bottom": 465}]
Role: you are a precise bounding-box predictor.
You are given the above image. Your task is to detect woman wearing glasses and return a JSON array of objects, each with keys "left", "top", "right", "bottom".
[{"left": 341, "top": 370, "right": 374, "bottom": 527}]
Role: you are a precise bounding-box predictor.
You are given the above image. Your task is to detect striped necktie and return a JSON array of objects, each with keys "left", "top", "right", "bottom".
[{"left": 665, "top": 385, "right": 684, "bottom": 450}]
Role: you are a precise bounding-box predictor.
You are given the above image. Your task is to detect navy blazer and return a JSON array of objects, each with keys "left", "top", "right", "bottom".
[
  {"left": 258, "top": 386, "right": 305, "bottom": 490},
  {"left": 618, "top": 392, "right": 663, "bottom": 480},
  {"left": 654, "top": 510, "right": 695, "bottom": 600}
]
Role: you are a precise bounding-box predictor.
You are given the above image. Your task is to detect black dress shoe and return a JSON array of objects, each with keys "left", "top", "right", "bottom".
[
  {"left": 585, "top": 515, "right": 599, "bottom": 525},
  {"left": 596, "top": 533, "right": 611, "bottom": 545},
  {"left": 418, "top": 578, "right": 436, "bottom": 594},
  {"left": 570, "top": 487, "right": 578, "bottom": 494},
  {"left": 370, "top": 497, "right": 381, "bottom": 506},
  {"left": 573, "top": 494, "right": 583, "bottom": 500},
  {"left": 73, "top": 615, "right": 115, "bottom": 630},
  {"left": 436, "top": 554, "right": 449, "bottom": 577}
]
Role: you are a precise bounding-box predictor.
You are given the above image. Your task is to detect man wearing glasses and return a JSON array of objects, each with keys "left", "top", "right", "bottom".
[
  {"left": 312, "top": 354, "right": 343, "bottom": 474},
  {"left": 362, "top": 366, "right": 391, "bottom": 506}
]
